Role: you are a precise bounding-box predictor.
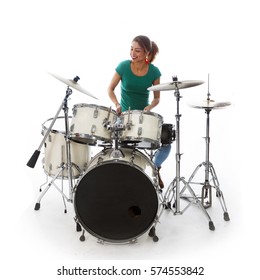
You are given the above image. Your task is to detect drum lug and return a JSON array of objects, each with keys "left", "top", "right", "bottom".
[
  {"left": 91, "top": 125, "right": 96, "bottom": 134},
  {"left": 48, "top": 134, "right": 52, "bottom": 142},
  {"left": 126, "top": 122, "right": 132, "bottom": 130},
  {"left": 70, "top": 123, "right": 75, "bottom": 132},
  {"left": 97, "top": 156, "right": 104, "bottom": 165},
  {"left": 126, "top": 110, "right": 133, "bottom": 130},
  {"left": 138, "top": 127, "right": 142, "bottom": 136},
  {"left": 139, "top": 112, "right": 143, "bottom": 124},
  {"left": 130, "top": 156, "right": 134, "bottom": 165},
  {"left": 72, "top": 108, "right": 77, "bottom": 117},
  {"left": 93, "top": 107, "right": 99, "bottom": 118}
]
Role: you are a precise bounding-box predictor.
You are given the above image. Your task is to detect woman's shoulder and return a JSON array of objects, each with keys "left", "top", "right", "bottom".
[
  {"left": 149, "top": 63, "right": 161, "bottom": 77},
  {"left": 116, "top": 60, "right": 131, "bottom": 75},
  {"left": 117, "top": 60, "right": 131, "bottom": 68},
  {"left": 149, "top": 63, "right": 160, "bottom": 71}
]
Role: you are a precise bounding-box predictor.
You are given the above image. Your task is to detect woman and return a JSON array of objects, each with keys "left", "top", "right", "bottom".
[{"left": 107, "top": 35, "right": 171, "bottom": 188}]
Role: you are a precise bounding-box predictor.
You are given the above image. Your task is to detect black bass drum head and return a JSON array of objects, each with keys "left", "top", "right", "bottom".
[{"left": 74, "top": 162, "right": 158, "bottom": 243}]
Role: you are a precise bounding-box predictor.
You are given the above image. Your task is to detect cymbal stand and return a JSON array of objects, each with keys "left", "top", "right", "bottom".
[
  {"left": 163, "top": 77, "right": 215, "bottom": 230},
  {"left": 187, "top": 95, "right": 230, "bottom": 221},
  {"left": 34, "top": 85, "right": 81, "bottom": 211}
]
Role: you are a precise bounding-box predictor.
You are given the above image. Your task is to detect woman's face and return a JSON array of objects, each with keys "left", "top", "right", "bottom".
[{"left": 130, "top": 41, "right": 146, "bottom": 63}]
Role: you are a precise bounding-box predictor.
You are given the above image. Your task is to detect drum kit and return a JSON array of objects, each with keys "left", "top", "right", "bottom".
[{"left": 27, "top": 73, "right": 231, "bottom": 244}]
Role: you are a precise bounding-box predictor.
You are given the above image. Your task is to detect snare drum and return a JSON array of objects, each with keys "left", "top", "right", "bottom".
[
  {"left": 70, "top": 104, "right": 116, "bottom": 144},
  {"left": 42, "top": 117, "right": 91, "bottom": 179},
  {"left": 74, "top": 148, "right": 159, "bottom": 243},
  {"left": 120, "top": 110, "right": 163, "bottom": 148}
]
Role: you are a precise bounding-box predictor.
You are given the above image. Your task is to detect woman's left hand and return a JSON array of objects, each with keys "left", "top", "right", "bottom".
[{"left": 144, "top": 105, "right": 151, "bottom": 112}]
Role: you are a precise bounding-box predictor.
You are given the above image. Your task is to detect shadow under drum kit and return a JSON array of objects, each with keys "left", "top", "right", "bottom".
[{"left": 27, "top": 73, "right": 231, "bottom": 244}]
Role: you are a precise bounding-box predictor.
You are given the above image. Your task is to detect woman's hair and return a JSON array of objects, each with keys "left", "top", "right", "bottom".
[{"left": 132, "top": 35, "right": 159, "bottom": 63}]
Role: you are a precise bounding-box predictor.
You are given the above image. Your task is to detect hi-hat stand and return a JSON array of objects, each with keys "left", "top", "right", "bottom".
[
  {"left": 162, "top": 77, "right": 215, "bottom": 230},
  {"left": 186, "top": 82, "right": 231, "bottom": 221},
  {"left": 33, "top": 87, "right": 75, "bottom": 211}
]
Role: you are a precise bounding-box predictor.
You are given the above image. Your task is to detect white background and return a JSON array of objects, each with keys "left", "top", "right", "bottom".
[{"left": 1, "top": 0, "right": 259, "bottom": 279}]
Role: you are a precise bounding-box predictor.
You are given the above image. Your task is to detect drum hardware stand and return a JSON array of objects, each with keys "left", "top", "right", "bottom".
[
  {"left": 35, "top": 165, "right": 70, "bottom": 213},
  {"left": 111, "top": 116, "right": 125, "bottom": 158},
  {"left": 28, "top": 76, "right": 81, "bottom": 211},
  {"left": 35, "top": 161, "right": 83, "bottom": 212},
  {"left": 162, "top": 76, "right": 215, "bottom": 231},
  {"left": 186, "top": 91, "right": 230, "bottom": 221}
]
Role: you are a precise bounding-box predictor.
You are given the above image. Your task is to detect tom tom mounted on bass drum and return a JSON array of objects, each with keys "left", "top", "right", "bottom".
[
  {"left": 119, "top": 110, "right": 163, "bottom": 149},
  {"left": 70, "top": 104, "right": 117, "bottom": 145}
]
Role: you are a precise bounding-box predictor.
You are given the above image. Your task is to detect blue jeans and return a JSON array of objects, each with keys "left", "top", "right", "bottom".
[{"left": 153, "top": 144, "right": 171, "bottom": 168}]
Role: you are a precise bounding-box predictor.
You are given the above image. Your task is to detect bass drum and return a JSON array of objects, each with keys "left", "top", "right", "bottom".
[{"left": 74, "top": 148, "right": 159, "bottom": 243}]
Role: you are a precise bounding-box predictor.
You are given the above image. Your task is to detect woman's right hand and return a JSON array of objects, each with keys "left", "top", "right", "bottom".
[{"left": 115, "top": 103, "right": 122, "bottom": 115}]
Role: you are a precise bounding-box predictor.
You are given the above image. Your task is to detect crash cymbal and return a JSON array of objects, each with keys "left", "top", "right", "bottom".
[
  {"left": 189, "top": 99, "right": 231, "bottom": 109},
  {"left": 148, "top": 80, "right": 204, "bottom": 91},
  {"left": 48, "top": 72, "right": 98, "bottom": 100}
]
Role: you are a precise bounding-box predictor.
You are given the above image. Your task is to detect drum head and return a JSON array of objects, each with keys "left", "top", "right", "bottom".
[{"left": 74, "top": 162, "right": 158, "bottom": 243}]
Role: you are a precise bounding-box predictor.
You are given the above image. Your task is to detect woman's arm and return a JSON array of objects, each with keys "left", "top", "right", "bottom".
[
  {"left": 144, "top": 77, "right": 160, "bottom": 111},
  {"left": 107, "top": 72, "right": 122, "bottom": 114}
]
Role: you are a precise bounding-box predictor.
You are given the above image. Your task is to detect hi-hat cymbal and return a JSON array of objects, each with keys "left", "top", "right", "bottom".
[
  {"left": 148, "top": 80, "right": 204, "bottom": 91},
  {"left": 189, "top": 99, "right": 231, "bottom": 109},
  {"left": 48, "top": 72, "right": 98, "bottom": 100}
]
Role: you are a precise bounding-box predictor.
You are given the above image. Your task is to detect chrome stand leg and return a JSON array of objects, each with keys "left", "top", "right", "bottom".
[
  {"left": 188, "top": 107, "right": 230, "bottom": 221},
  {"left": 34, "top": 162, "right": 82, "bottom": 212},
  {"left": 188, "top": 161, "right": 230, "bottom": 221},
  {"left": 34, "top": 164, "right": 70, "bottom": 212},
  {"left": 164, "top": 177, "right": 215, "bottom": 230}
]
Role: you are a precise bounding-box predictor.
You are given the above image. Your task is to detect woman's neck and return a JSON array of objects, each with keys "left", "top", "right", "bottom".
[{"left": 131, "top": 61, "right": 148, "bottom": 76}]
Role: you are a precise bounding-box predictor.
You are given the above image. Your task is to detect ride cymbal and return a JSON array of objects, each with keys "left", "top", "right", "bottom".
[
  {"left": 148, "top": 80, "right": 204, "bottom": 91},
  {"left": 48, "top": 72, "right": 98, "bottom": 100}
]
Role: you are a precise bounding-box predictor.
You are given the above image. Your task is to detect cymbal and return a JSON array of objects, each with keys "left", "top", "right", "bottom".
[
  {"left": 148, "top": 80, "right": 204, "bottom": 91},
  {"left": 189, "top": 99, "right": 231, "bottom": 109},
  {"left": 48, "top": 72, "right": 98, "bottom": 100}
]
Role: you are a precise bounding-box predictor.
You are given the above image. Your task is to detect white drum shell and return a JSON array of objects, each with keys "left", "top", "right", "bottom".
[
  {"left": 42, "top": 117, "right": 91, "bottom": 178},
  {"left": 70, "top": 104, "right": 116, "bottom": 144},
  {"left": 85, "top": 147, "right": 157, "bottom": 183},
  {"left": 120, "top": 110, "right": 163, "bottom": 145}
]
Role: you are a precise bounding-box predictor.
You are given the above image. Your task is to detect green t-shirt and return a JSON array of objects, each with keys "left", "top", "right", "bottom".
[{"left": 116, "top": 60, "right": 161, "bottom": 112}]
